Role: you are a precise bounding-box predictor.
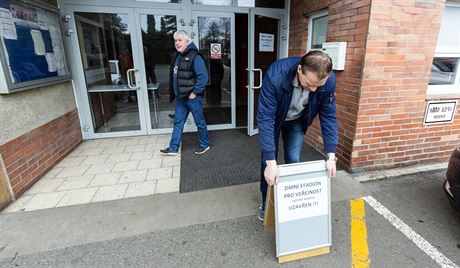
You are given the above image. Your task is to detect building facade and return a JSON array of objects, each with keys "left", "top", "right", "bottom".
[
  {"left": 0, "top": 0, "right": 458, "bottom": 207},
  {"left": 292, "top": 0, "right": 459, "bottom": 172}
]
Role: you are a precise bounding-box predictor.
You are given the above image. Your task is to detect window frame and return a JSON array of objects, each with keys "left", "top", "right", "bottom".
[
  {"left": 427, "top": 2, "right": 460, "bottom": 97},
  {"left": 307, "top": 10, "right": 328, "bottom": 52}
]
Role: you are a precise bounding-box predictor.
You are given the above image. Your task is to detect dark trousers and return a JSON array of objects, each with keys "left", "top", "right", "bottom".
[
  {"left": 260, "top": 118, "right": 304, "bottom": 207},
  {"left": 453, "top": 184, "right": 460, "bottom": 211}
]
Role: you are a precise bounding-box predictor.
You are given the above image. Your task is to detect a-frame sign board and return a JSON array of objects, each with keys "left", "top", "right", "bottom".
[{"left": 264, "top": 160, "right": 331, "bottom": 264}]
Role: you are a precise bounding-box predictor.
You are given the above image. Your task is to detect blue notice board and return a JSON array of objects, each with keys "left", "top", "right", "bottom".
[
  {"left": 4, "top": 25, "right": 56, "bottom": 82},
  {"left": 0, "top": 0, "right": 70, "bottom": 93}
]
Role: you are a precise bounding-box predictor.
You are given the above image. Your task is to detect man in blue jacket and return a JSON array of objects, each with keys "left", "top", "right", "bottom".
[
  {"left": 161, "top": 30, "right": 210, "bottom": 156},
  {"left": 257, "top": 50, "right": 338, "bottom": 221}
]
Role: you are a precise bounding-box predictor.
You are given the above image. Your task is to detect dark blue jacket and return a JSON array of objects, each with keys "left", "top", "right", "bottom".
[{"left": 257, "top": 57, "right": 338, "bottom": 162}]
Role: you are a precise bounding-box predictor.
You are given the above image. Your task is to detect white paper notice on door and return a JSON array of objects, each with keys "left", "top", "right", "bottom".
[
  {"left": 31, "top": 29, "right": 45, "bottom": 55},
  {"left": 259, "top": 33, "right": 274, "bottom": 52}
]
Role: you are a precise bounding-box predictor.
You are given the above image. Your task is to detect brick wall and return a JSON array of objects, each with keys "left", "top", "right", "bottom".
[
  {"left": 290, "top": 0, "right": 372, "bottom": 170},
  {"left": 353, "top": 0, "right": 451, "bottom": 171},
  {"left": 290, "top": 0, "right": 457, "bottom": 172},
  {"left": 0, "top": 110, "right": 82, "bottom": 197},
  {"left": 289, "top": 0, "right": 324, "bottom": 56}
]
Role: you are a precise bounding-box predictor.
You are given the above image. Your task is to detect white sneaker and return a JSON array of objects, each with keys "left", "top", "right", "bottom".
[
  {"left": 195, "top": 146, "right": 210, "bottom": 155},
  {"left": 258, "top": 204, "right": 265, "bottom": 222},
  {"left": 160, "top": 148, "right": 178, "bottom": 156}
]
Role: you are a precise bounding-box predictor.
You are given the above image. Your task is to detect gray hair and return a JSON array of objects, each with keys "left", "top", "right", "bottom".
[{"left": 173, "top": 30, "right": 191, "bottom": 43}]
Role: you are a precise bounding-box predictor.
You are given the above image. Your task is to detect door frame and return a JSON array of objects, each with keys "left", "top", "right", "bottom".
[
  {"left": 187, "top": 10, "right": 236, "bottom": 132},
  {"left": 64, "top": 5, "right": 148, "bottom": 139},
  {"left": 133, "top": 8, "right": 184, "bottom": 135},
  {"left": 247, "top": 8, "right": 287, "bottom": 136},
  {"left": 61, "top": 1, "right": 290, "bottom": 139}
]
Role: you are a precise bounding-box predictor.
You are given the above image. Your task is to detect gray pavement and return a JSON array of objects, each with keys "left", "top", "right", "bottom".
[{"left": 0, "top": 169, "right": 459, "bottom": 267}]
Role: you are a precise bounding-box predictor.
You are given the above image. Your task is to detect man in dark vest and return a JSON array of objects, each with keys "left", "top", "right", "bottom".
[{"left": 161, "top": 30, "right": 210, "bottom": 156}]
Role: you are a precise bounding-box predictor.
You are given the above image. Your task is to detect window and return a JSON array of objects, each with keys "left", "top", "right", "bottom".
[
  {"left": 430, "top": 58, "right": 458, "bottom": 85},
  {"left": 191, "top": 0, "right": 284, "bottom": 8},
  {"left": 139, "top": 0, "right": 181, "bottom": 2},
  {"left": 427, "top": 4, "right": 460, "bottom": 96},
  {"left": 307, "top": 10, "right": 328, "bottom": 51}
]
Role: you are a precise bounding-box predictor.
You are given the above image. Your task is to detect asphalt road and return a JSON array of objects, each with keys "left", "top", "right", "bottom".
[{"left": 0, "top": 170, "right": 459, "bottom": 267}]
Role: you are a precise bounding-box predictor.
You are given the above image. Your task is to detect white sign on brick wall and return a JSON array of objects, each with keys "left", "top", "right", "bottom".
[{"left": 424, "top": 100, "right": 457, "bottom": 125}]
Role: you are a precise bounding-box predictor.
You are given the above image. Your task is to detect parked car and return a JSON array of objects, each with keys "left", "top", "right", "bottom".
[{"left": 444, "top": 148, "right": 460, "bottom": 212}]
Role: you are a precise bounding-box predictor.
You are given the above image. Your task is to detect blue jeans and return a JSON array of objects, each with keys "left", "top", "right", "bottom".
[
  {"left": 168, "top": 96, "right": 210, "bottom": 152},
  {"left": 260, "top": 118, "right": 304, "bottom": 207}
]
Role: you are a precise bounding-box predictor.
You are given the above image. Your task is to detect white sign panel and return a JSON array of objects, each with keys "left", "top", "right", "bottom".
[
  {"left": 424, "top": 100, "right": 457, "bottom": 124},
  {"left": 210, "top": 43, "right": 221, "bottom": 59},
  {"left": 274, "top": 161, "right": 331, "bottom": 258},
  {"left": 259, "top": 33, "right": 274, "bottom": 52},
  {"left": 276, "top": 176, "right": 328, "bottom": 223}
]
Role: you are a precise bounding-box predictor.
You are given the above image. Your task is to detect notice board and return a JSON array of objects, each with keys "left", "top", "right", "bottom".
[
  {"left": 0, "top": 0, "right": 70, "bottom": 93},
  {"left": 274, "top": 160, "right": 332, "bottom": 258}
]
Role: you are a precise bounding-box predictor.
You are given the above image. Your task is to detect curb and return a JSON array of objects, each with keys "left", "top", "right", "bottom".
[{"left": 352, "top": 162, "right": 449, "bottom": 182}]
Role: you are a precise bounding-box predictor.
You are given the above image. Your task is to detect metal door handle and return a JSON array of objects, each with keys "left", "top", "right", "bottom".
[
  {"left": 245, "top": 68, "right": 249, "bottom": 88},
  {"left": 126, "top": 68, "right": 139, "bottom": 89},
  {"left": 252, "top": 68, "right": 262, "bottom": 89}
]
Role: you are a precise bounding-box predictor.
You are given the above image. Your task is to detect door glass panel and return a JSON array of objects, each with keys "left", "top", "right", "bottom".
[
  {"left": 75, "top": 12, "right": 141, "bottom": 133},
  {"left": 197, "top": 16, "right": 232, "bottom": 125},
  {"left": 192, "top": 0, "right": 232, "bottom": 5},
  {"left": 191, "top": 0, "right": 284, "bottom": 8},
  {"left": 139, "top": 14, "right": 177, "bottom": 129},
  {"left": 146, "top": 0, "right": 181, "bottom": 2},
  {"left": 239, "top": 0, "right": 284, "bottom": 8},
  {"left": 253, "top": 15, "right": 279, "bottom": 130}
]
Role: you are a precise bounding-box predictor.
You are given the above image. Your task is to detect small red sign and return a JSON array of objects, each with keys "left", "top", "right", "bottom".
[{"left": 210, "top": 43, "right": 221, "bottom": 59}]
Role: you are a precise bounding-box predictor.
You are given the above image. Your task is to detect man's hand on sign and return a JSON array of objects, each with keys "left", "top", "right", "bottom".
[
  {"left": 264, "top": 160, "right": 279, "bottom": 186},
  {"left": 326, "top": 153, "right": 337, "bottom": 178},
  {"left": 326, "top": 160, "right": 336, "bottom": 178}
]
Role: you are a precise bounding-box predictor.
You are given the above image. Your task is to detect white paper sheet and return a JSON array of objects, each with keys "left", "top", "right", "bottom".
[
  {"left": 259, "top": 33, "right": 274, "bottom": 52},
  {"left": 0, "top": 8, "right": 17, "bottom": 40},
  {"left": 30, "top": 29, "right": 45, "bottom": 55},
  {"left": 276, "top": 175, "right": 328, "bottom": 223},
  {"left": 36, "top": 9, "right": 48, "bottom": 30},
  {"left": 45, "top": 52, "right": 57, "bottom": 72},
  {"left": 53, "top": 47, "right": 65, "bottom": 72}
]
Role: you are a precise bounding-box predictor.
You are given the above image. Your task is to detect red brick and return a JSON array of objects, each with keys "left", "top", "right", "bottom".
[{"left": 0, "top": 110, "right": 82, "bottom": 198}]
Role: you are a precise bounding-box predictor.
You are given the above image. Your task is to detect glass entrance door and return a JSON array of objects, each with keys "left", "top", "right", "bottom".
[
  {"left": 69, "top": 7, "right": 147, "bottom": 137},
  {"left": 68, "top": 5, "right": 184, "bottom": 137},
  {"left": 190, "top": 11, "right": 235, "bottom": 131},
  {"left": 247, "top": 9, "right": 286, "bottom": 136},
  {"left": 65, "top": 3, "right": 282, "bottom": 139},
  {"left": 134, "top": 9, "right": 181, "bottom": 133}
]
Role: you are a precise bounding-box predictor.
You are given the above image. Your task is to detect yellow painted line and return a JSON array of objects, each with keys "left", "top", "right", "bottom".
[{"left": 350, "top": 198, "right": 371, "bottom": 268}]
